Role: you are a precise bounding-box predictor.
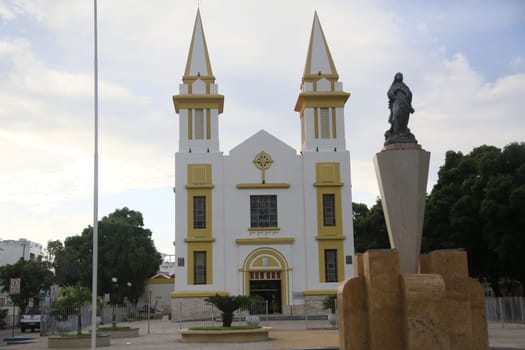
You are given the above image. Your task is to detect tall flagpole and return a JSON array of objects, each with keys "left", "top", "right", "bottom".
[{"left": 91, "top": 0, "right": 99, "bottom": 348}]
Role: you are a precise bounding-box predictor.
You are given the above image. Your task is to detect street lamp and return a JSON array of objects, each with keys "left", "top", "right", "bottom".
[
  {"left": 126, "top": 282, "right": 132, "bottom": 304},
  {"left": 126, "top": 282, "right": 132, "bottom": 323},
  {"left": 111, "top": 277, "right": 118, "bottom": 327}
]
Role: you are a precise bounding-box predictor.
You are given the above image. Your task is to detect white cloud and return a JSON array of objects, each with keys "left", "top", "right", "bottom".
[
  {"left": 0, "top": 1, "right": 523, "bottom": 252},
  {"left": 0, "top": 0, "right": 16, "bottom": 21},
  {"left": 0, "top": 35, "right": 175, "bottom": 225},
  {"left": 348, "top": 50, "right": 525, "bottom": 204}
]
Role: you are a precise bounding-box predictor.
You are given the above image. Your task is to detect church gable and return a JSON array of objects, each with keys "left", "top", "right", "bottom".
[
  {"left": 229, "top": 130, "right": 296, "bottom": 157},
  {"left": 226, "top": 130, "right": 299, "bottom": 186}
]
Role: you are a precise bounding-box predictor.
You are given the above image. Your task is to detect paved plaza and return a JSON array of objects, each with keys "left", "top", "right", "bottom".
[{"left": 1, "top": 320, "right": 524, "bottom": 349}]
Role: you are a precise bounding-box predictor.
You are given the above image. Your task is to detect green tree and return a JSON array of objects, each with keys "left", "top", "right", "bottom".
[
  {"left": 423, "top": 142, "right": 525, "bottom": 295},
  {"left": 53, "top": 284, "right": 92, "bottom": 335},
  {"left": 205, "top": 294, "right": 253, "bottom": 327},
  {"left": 353, "top": 200, "right": 389, "bottom": 253},
  {"left": 46, "top": 240, "right": 64, "bottom": 266},
  {"left": 0, "top": 308, "right": 8, "bottom": 329},
  {"left": 0, "top": 257, "right": 54, "bottom": 312},
  {"left": 53, "top": 207, "right": 162, "bottom": 302}
]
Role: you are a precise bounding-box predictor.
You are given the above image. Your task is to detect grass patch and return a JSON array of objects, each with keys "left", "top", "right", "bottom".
[
  {"left": 189, "top": 326, "right": 261, "bottom": 331},
  {"left": 97, "top": 326, "right": 133, "bottom": 331},
  {"left": 55, "top": 334, "right": 92, "bottom": 338}
]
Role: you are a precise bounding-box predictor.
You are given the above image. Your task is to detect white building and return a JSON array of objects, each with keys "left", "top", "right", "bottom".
[
  {"left": 0, "top": 239, "right": 44, "bottom": 266},
  {"left": 159, "top": 254, "right": 176, "bottom": 277},
  {"left": 0, "top": 239, "right": 44, "bottom": 306},
  {"left": 171, "top": 10, "right": 355, "bottom": 316}
]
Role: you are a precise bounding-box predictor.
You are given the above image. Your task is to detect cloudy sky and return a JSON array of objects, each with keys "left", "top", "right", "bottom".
[{"left": 1, "top": 0, "right": 524, "bottom": 255}]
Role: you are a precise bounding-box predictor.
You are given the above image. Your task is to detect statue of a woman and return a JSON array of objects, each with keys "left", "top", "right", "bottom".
[{"left": 384, "top": 72, "right": 417, "bottom": 145}]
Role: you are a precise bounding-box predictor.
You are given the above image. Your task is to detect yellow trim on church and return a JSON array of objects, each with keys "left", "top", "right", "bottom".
[
  {"left": 247, "top": 227, "right": 280, "bottom": 232},
  {"left": 315, "top": 235, "right": 345, "bottom": 241},
  {"left": 331, "top": 107, "right": 337, "bottom": 138},
  {"left": 172, "top": 94, "right": 224, "bottom": 114},
  {"left": 187, "top": 241, "right": 213, "bottom": 285},
  {"left": 314, "top": 162, "right": 345, "bottom": 282},
  {"left": 186, "top": 164, "right": 213, "bottom": 237},
  {"left": 186, "top": 189, "right": 212, "bottom": 238},
  {"left": 236, "top": 183, "right": 290, "bottom": 189},
  {"left": 317, "top": 239, "right": 345, "bottom": 282},
  {"left": 206, "top": 109, "right": 211, "bottom": 139},
  {"left": 170, "top": 290, "right": 228, "bottom": 298},
  {"left": 303, "top": 289, "right": 337, "bottom": 296},
  {"left": 294, "top": 91, "right": 350, "bottom": 114},
  {"left": 314, "top": 108, "right": 319, "bottom": 139},
  {"left": 236, "top": 238, "right": 294, "bottom": 245},
  {"left": 146, "top": 278, "right": 174, "bottom": 285},
  {"left": 242, "top": 248, "right": 290, "bottom": 305},
  {"left": 184, "top": 237, "right": 215, "bottom": 243}
]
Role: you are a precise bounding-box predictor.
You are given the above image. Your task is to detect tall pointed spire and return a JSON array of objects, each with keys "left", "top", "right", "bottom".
[
  {"left": 295, "top": 12, "right": 350, "bottom": 153},
  {"left": 173, "top": 9, "right": 224, "bottom": 154},
  {"left": 184, "top": 9, "right": 213, "bottom": 79},
  {"left": 303, "top": 11, "right": 338, "bottom": 78}
]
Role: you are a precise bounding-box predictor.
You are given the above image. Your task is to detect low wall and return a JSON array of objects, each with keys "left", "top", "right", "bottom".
[
  {"left": 48, "top": 335, "right": 111, "bottom": 348},
  {"left": 178, "top": 327, "right": 271, "bottom": 343}
]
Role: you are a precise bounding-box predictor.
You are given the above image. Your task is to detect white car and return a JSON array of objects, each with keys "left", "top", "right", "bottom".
[{"left": 20, "top": 309, "right": 40, "bottom": 332}]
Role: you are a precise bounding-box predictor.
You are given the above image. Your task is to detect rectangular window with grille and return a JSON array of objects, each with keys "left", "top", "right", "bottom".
[
  {"left": 250, "top": 195, "right": 277, "bottom": 228},
  {"left": 322, "top": 194, "right": 336, "bottom": 226},
  {"left": 193, "top": 196, "right": 206, "bottom": 229},
  {"left": 194, "top": 109, "right": 204, "bottom": 139},
  {"left": 320, "top": 107, "right": 330, "bottom": 139},
  {"left": 325, "top": 249, "right": 337, "bottom": 282},
  {"left": 194, "top": 251, "right": 206, "bottom": 284}
]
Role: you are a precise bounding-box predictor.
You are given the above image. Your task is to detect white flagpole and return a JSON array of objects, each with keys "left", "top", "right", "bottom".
[{"left": 91, "top": 0, "right": 99, "bottom": 348}]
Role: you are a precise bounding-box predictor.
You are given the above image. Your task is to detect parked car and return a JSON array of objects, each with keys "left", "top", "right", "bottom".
[{"left": 20, "top": 309, "right": 40, "bottom": 332}]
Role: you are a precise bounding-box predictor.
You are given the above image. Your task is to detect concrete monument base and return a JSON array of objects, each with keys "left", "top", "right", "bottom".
[
  {"left": 373, "top": 143, "right": 430, "bottom": 274},
  {"left": 337, "top": 249, "right": 488, "bottom": 350}
]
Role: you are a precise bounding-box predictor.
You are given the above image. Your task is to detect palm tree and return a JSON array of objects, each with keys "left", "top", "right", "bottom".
[
  {"left": 54, "top": 284, "right": 92, "bottom": 335},
  {"left": 204, "top": 294, "right": 252, "bottom": 327},
  {"left": 322, "top": 294, "right": 337, "bottom": 313}
]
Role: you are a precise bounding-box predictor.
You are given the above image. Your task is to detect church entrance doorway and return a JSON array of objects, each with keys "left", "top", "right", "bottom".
[
  {"left": 249, "top": 271, "right": 282, "bottom": 313},
  {"left": 243, "top": 248, "right": 289, "bottom": 314}
]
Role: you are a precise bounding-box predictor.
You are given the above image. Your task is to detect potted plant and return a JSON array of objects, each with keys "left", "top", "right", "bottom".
[
  {"left": 204, "top": 294, "right": 252, "bottom": 327},
  {"left": 322, "top": 294, "right": 337, "bottom": 326}
]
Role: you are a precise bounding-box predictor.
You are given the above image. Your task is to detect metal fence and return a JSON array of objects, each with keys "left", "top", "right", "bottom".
[
  {"left": 486, "top": 297, "right": 525, "bottom": 325},
  {"left": 171, "top": 300, "right": 270, "bottom": 329},
  {"left": 40, "top": 303, "right": 166, "bottom": 335},
  {"left": 171, "top": 298, "right": 337, "bottom": 330},
  {"left": 39, "top": 297, "right": 340, "bottom": 334}
]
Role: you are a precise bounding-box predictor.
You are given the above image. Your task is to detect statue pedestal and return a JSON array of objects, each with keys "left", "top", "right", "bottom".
[
  {"left": 373, "top": 143, "right": 430, "bottom": 273},
  {"left": 337, "top": 249, "right": 488, "bottom": 350}
]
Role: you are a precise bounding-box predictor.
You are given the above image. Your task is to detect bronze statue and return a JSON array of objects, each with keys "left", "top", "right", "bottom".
[{"left": 384, "top": 72, "right": 417, "bottom": 146}]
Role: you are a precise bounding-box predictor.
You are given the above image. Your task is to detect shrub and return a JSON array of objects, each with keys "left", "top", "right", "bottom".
[{"left": 204, "top": 294, "right": 253, "bottom": 327}]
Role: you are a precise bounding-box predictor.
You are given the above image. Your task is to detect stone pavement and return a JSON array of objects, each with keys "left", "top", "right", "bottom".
[{"left": 1, "top": 320, "right": 524, "bottom": 349}]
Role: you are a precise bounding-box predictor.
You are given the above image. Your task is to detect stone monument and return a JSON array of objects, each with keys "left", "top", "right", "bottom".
[
  {"left": 337, "top": 73, "right": 488, "bottom": 350},
  {"left": 374, "top": 73, "right": 429, "bottom": 273}
]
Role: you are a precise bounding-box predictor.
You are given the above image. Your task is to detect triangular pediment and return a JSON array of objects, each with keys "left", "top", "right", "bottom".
[{"left": 229, "top": 130, "right": 297, "bottom": 156}]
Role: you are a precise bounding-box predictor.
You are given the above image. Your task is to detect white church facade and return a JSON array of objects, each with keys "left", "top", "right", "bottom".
[{"left": 171, "top": 10, "right": 355, "bottom": 316}]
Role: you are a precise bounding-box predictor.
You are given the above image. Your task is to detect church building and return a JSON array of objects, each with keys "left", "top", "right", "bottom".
[{"left": 171, "top": 10, "right": 355, "bottom": 317}]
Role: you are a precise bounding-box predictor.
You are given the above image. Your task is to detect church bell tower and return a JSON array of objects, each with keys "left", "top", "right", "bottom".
[
  {"left": 173, "top": 9, "right": 224, "bottom": 154},
  {"left": 295, "top": 12, "right": 350, "bottom": 153}
]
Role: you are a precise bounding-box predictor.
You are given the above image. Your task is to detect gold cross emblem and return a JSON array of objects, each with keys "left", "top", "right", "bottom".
[{"left": 253, "top": 151, "right": 273, "bottom": 184}]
